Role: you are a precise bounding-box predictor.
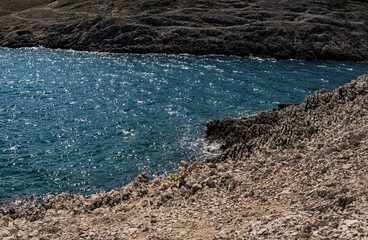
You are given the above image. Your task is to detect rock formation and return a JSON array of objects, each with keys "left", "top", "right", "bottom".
[
  {"left": 0, "top": 0, "right": 367, "bottom": 60},
  {"left": 206, "top": 74, "right": 368, "bottom": 161},
  {"left": 1, "top": 75, "right": 367, "bottom": 239}
]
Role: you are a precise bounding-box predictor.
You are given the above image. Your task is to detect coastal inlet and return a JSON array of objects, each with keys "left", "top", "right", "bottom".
[{"left": 1, "top": 47, "right": 368, "bottom": 207}]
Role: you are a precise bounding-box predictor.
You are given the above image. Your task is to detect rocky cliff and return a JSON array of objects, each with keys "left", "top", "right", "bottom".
[
  {"left": 206, "top": 74, "right": 368, "bottom": 161},
  {"left": 1, "top": 0, "right": 368, "bottom": 60}
]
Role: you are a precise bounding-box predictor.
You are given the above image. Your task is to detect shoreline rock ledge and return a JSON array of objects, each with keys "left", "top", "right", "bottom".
[
  {"left": 1, "top": 74, "right": 368, "bottom": 239},
  {"left": 0, "top": 0, "right": 368, "bottom": 61}
]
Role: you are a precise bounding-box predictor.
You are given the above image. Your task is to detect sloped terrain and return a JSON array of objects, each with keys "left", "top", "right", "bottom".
[
  {"left": 206, "top": 73, "right": 368, "bottom": 161},
  {"left": 1, "top": 75, "right": 367, "bottom": 239},
  {"left": 0, "top": 0, "right": 368, "bottom": 60}
]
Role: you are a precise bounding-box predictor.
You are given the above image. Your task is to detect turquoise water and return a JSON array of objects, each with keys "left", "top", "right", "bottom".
[{"left": 0, "top": 47, "right": 367, "bottom": 207}]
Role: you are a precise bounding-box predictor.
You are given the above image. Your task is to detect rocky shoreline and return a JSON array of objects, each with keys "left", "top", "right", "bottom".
[
  {"left": 0, "top": 75, "right": 367, "bottom": 239},
  {"left": 0, "top": 0, "right": 368, "bottom": 61}
]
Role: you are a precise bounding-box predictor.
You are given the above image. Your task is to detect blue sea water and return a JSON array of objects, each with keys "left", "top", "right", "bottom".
[{"left": 0, "top": 47, "right": 367, "bottom": 207}]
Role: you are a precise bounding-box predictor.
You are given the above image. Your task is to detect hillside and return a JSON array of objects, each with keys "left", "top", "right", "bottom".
[
  {"left": 0, "top": 0, "right": 368, "bottom": 60},
  {"left": 1, "top": 75, "right": 367, "bottom": 239}
]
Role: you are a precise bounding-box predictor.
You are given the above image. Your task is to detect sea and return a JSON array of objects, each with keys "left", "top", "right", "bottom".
[{"left": 0, "top": 47, "right": 367, "bottom": 209}]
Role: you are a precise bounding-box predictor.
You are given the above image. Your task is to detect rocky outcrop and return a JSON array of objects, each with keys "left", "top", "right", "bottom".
[
  {"left": 206, "top": 74, "right": 368, "bottom": 161},
  {"left": 0, "top": 0, "right": 368, "bottom": 60},
  {"left": 0, "top": 75, "right": 367, "bottom": 239}
]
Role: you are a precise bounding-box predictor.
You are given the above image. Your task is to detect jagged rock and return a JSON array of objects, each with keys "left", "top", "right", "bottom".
[
  {"left": 135, "top": 172, "right": 150, "bottom": 184},
  {"left": 161, "top": 190, "right": 173, "bottom": 201},
  {"left": 278, "top": 103, "right": 293, "bottom": 109},
  {"left": 206, "top": 75, "right": 368, "bottom": 162},
  {"left": 180, "top": 161, "right": 188, "bottom": 168},
  {"left": 335, "top": 196, "right": 356, "bottom": 209},
  {"left": 205, "top": 178, "right": 216, "bottom": 188},
  {"left": 178, "top": 175, "right": 186, "bottom": 185},
  {"left": 2, "top": 75, "right": 368, "bottom": 239},
  {"left": 152, "top": 178, "right": 161, "bottom": 185},
  {"left": 160, "top": 182, "right": 171, "bottom": 190},
  {"left": 192, "top": 184, "right": 202, "bottom": 194}
]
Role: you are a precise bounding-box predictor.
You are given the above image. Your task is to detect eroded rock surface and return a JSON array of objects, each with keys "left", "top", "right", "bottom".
[
  {"left": 206, "top": 74, "right": 368, "bottom": 161},
  {"left": 0, "top": 0, "right": 368, "bottom": 60},
  {"left": 1, "top": 75, "right": 367, "bottom": 239}
]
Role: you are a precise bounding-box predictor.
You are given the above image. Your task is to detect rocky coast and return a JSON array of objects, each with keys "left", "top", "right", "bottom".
[
  {"left": 0, "top": 75, "right": 367, "bottom": 239},
  {"left": 1, "top": 1, "right": 368, "bottom": 238},
  {"left": 0, "top": 0, "right": 368, "bottom": 60}
]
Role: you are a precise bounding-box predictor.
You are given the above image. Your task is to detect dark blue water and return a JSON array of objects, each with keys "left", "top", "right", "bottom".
[{"left": 0, "top": 47, "right": 367, "bottom": 206}]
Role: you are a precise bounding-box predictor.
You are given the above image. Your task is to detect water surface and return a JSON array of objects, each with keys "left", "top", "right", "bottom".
[{"left": 0, "top": 47, "right": 367, "bottom": 206}]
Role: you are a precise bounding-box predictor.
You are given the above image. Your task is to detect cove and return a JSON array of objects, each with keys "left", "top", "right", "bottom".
[{"left": 0, "top": 47, "right": 367, "bottom": 207}]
